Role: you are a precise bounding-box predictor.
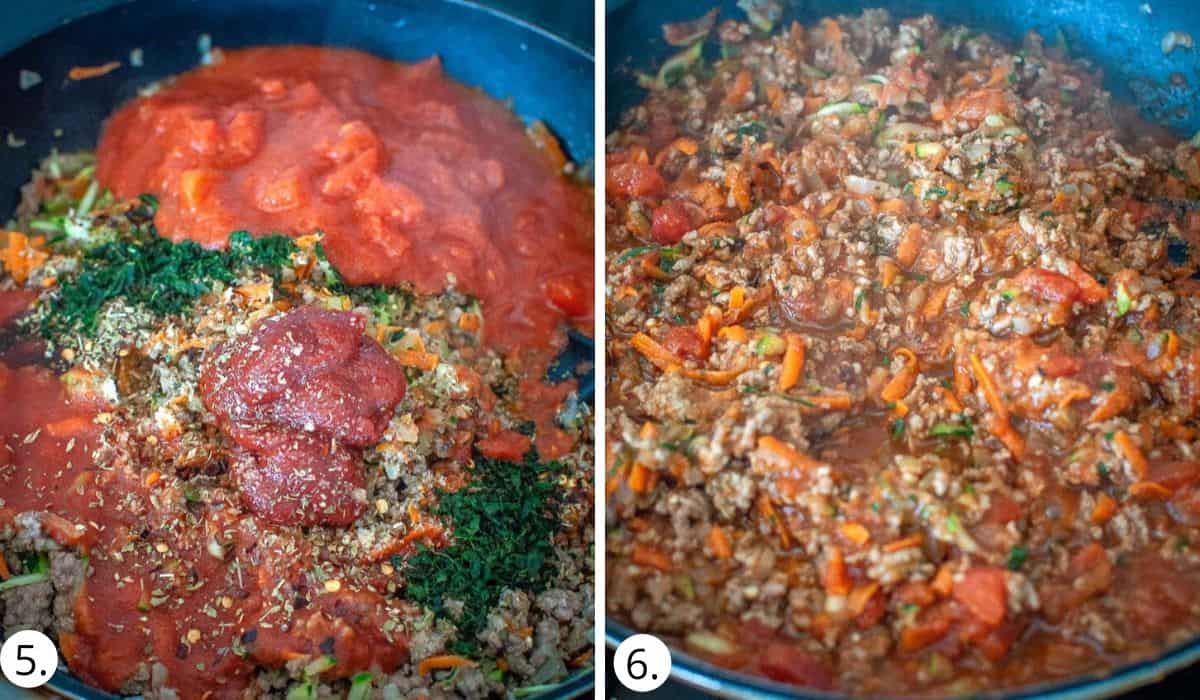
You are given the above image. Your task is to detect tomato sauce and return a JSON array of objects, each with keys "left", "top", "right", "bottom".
[
  {"left": 96, "top": 46, "right": 593, "bottom": 352},
  {"left": 0, "top": 359, "right": 411, "bottom": 697}
]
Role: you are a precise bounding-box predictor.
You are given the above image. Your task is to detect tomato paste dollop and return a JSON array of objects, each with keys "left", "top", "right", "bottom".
[
  {"left": 200, "top": 306, "right": 405, "bottom": 526},
  {"left": 96, "top": 46, "right": 593, "bottom": 351}
]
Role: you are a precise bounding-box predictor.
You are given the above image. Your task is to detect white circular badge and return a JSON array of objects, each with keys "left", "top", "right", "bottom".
[
  {"left": 613, "top": 633, "right": 671, "bottom": 692},
  {"left": 1, "top": 629, "right": 58, "bottom": 688}
]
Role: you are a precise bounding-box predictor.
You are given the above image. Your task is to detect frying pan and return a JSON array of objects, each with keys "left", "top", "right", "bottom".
[
  {"left": 0, "top": 0, "right": 594, "bottom": 698},
  {"left": 606, "top": 0, "right": 1200, "bottom": 697}
]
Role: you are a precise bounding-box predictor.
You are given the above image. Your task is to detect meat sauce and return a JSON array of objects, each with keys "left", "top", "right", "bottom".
[
  {"left": 606, "top": 6, "right": 1200, "bottom": 697},
  {"left": 96, "top": 46, "right": 593, "bottom": 354},
  {"left": 0, "top": 303, "right": 408, "bottom": 696}
]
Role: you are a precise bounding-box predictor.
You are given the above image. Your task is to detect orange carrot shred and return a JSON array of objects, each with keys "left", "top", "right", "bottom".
[
  {"left": 1113, "top": 430, "right": 1148, "bottom": 480},
  {"left": 777, "top": 333, "right": 806, "bottom": 391},
  {"left": 882, "top": 534, "right": 924, "bottom": 553},
  {"left": 68, "top": 61, "right": 121, "bottom": 81},
  {"left": 707, "top": 526, "right": 733, "bottom": 560},
  {"left": 417, "top": 655, "right": 477, "bottom": 676}
]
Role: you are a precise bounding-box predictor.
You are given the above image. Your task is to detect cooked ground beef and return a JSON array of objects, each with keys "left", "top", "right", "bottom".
[{"left": 607, "top": 5, "right": 1200, "bottom": 695}]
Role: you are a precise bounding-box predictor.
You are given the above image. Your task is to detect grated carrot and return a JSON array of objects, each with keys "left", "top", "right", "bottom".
[
  {"left": 729, "top": 286, "right": 747, "bottom": 310},
  {"left": 1129, "top": 481, "right": 1171, "bottom": 499},
  {"left": 939, "top": 387, "right": 963, "bottom": 413},
  {"left": 756, "top": 435, "right": 821, "bottom": 471},
  {"left": 969, "top": 353, "right": 1008, "bottom": 420},
  {"left": 683, "top": 365, "right": 747, "bottom": 385},
  {"left": 802, "top": 393, "right": 854, "bottom": 410},
  {"left": 923, "top": 284, "right": 952, "bottom": 320},
  {"left": 392, "top": 350, "right": 440, "bottom": 371},
  {"left": 717, "top": 325, "right": 748, "bottom": 343},
  {"left": 824, "top": 546, "right": 852, "bottom": 596},
  {"left": 848, "top": 581, "right": 881, "bottom": 616},
  {"left": 143, "top": 470, "right": 161, "bottom": 487},
  {"left": 931, "top": 564, "right": 954, "bottom": 597},
  {"left": 1090, "top": 493, "right": 1118, "bottom": 524},
  {"left": 882, "top": 534, "right": 924, "bottom": 553},
  {"left": 840, "top": 522, "right": 871, "bottom": 546},
  {"left": 630, "top": 333, "right": 680, "bottom": 371},
  {"left": 632, "top": 543, "right": 674, "bottom": 572},
  {"left": 68, "top": 61, "right": 121, "bottom": 80},
  {"left": 0, "top": 554, "right": 9, "bottom": 580},
  {"left": 707, "top": 526, "right": 733, "bottom": 560},
  {"left": 757, "top": 494, "right": 791, "bottom": 548},
  {"left": 628, "top": 463, "right": 652, "bottom": 494},
  {"left": 417, "top": 655, "right": 477, "bottom": 676},
  {"left": 457, "top": 313, "right": 481, "bottom": 331},
  {"left": 777, "top": 333, "right": 806, "bottom": 391},
  {"left": 881, "top": 348, "right": 919, "bottom": 403},
  {"left": 896, "top": 224, "right": 924, "bottom": 268},
  {"left": 1, "top": 231, "right": 49, "bottom": 285},
  {"left": 1113, "top": 430, "right": 1148, "bottom": 480}
]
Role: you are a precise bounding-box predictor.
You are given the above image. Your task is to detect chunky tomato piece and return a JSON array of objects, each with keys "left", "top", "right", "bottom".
[
  {"left": 985, "top": 494, "right": 1022, "bottom": 524},
  {"left": 650, "top": 199, "right": 693, "bottom": 244},
  {"left": 607, "top": 161, "right": 665, "bottom": 198},
  {"left": 661, "top": 324, "right": 707, "bottom": 361},
  {"left": 1014, "top": 267, "right": 1081, "bottom": 304},
  {"left": 760, "top": 643, "right": 834, "bottom": 689},
  {"left": 954, "top": 566, "right": 1008, "bottom": 626},
  {"left": 544, "top": 274, "right": 589, "bottom": 317},
  {"left": 476, "top": 429, "right": 532, "bottom": 461}
]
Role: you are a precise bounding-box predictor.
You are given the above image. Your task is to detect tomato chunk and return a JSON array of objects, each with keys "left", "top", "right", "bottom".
[
  {"left": 607, "top": 161, "right": 665, "bottom": 198},
  {"left": 760, "top": 642, "right": 834, "bottom": 689},
  {"left": 954, "top": 566, "right": 1008, "bottom": 627},
  {"left": 650, "top": 199, "right": 693, "bottom": 244}
]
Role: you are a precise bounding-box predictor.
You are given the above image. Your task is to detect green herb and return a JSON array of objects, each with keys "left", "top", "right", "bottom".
[
  {"left": 775, "top": 394, "right": 816, "bottom": 408},
  {"left": 286, "top": 681, "right": 316, "bottom": 700},
  {"left": 891, "top": 418, "right": 906, "bottom": 439},
  {"left": 1097, "top": 462, "right": 1110, "bottom": 479},
  {"left": 1000, "top": 289, "right": 1016, "bottom": 301},
  {"left": 1115, "top": 282, "right": 1132, "bottom": 317},
  {"left": 754, "top": 333, "right": 786, "bottom": 356},
  {"left": 1099, "top": 381, "right": 1116, "bottom": 392},
  {"left": 512, "top": 668, "right": 594, "bottom": 699},
  {"left": 995, "top": 175, "right": 1014, "bottom": 194},
  {"left": 928, "top": 419, "right": 974, "bottom": 438},
  {"left": 1039, "top": 210, "right": 1055, "bottom": 219},
  {"left": 616, "top": 244, "right": 681, "bottom": 265},
  {"left": 815, "top": 101, "right": 869, "bottom": 118},
  {"left": 945, "top": 513, "right": 961, "bottom": 533},
  {"left": 0, "top": 552, "right": 49, "bottom": 592},
  {"left": 34, "top": 226, "right": 298, "bottom": 342},
  {"left": 657, "top": 42, "right": 704, "bottom": 88},
  {"left": 923, "top": 186, "right": 949, "bottom": 200},
  {"left": 959, "top": 302, "right": 970, "bottom": 316},
  {"left": 736, "top": 121, "right": 768, "bottom": 142},
  {"left": 405, "top": 454, "right": 564, "bottom": 656},
  {"left": 854, "top": 289, "right": 865, "bottom": 311},
  {"left": 346, "top": 673, "right": 373, "bottom": 700},
  {"left": 1007, "top": 544, "right": 1028, "bottom": 570}
]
